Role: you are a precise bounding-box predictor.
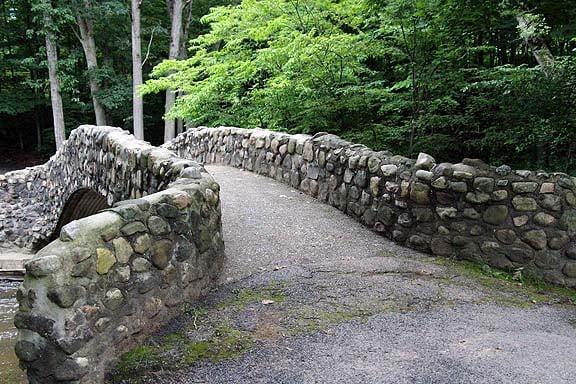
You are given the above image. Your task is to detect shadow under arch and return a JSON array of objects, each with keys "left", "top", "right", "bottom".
[{"left": 47, "top": 188, "right": 111, "bottom": 244}]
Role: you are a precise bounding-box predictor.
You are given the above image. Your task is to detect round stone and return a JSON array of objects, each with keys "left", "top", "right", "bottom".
[
  {"left": 483, "top": 205, "right": 508, "bottom": 225},
  {"left": 533, "top": 212, "right": 556, "bottom": 227}
]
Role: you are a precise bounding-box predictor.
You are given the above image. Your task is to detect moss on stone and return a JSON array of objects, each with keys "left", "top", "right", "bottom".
[{"left": 183, "top": 324, "right": 254, "bottom": 364}]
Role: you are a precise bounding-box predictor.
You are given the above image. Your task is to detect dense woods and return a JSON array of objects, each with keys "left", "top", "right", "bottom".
[{"left": 1, "top": 0, "right": 575, "bottom": 173}]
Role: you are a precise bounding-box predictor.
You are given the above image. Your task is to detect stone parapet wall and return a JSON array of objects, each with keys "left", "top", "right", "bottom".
[
  {"left": 13, "top": 126, "right": 225, "bottom": 383},
  {"left": 166, "top": 127, "right": 576, "bottom": 287},
  {"left": 0, "top": 126, "right": 188, "bottom": 249}
]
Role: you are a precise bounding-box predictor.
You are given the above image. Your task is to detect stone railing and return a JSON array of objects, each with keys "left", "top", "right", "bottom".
[
  {"left": 1, "top": 125, "right": 195, "bottom": 249},
  {"left": 13, "top": 126, "right": 225, "bottom": 383},
  {"left": 165, "top": 127, "right": 576, "bottom": 287}
]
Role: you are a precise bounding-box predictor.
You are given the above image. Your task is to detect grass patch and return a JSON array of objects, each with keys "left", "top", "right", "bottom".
[
  {"left": 183, "top": 324, "right": 254, "bottom": 364},
  {"left": 218, "top": 285, "right": 286, "bottom": 309},
  {"left": 111, "top": 345, "right": 161, "bottom": 382},
  {"left": 289, "top": 306, "right": 375, "bottom": 334},
  {"left": 438, "top": 258, "right": 576, "bottom": 306}
]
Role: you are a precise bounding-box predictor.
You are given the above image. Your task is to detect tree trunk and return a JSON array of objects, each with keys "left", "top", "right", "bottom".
[
  {"left": 35, "top": 108, "right": 42, "bottom": 152},
  {"left": 163, "top": 0, "right": 185, "bottom": 143},
  {"left": 76, "top": 0, "right": 106, "bottom": 126},
  {"left": 516, "top": 13, "right": 555, "bottom": 74},
  {"left": 131, "top": 0, "right": 144, "bottom": 140},
  {"left": 44, "top": 7, "right": 66, "bottom": 150}
]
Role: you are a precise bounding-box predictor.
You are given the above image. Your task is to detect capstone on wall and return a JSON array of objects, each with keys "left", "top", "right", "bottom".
[
  {"left": 13, "top": 126, "right": 225, "bottom": 383},
  {"left": 165, "top": 127, "right": 576, "bottom": 287}
]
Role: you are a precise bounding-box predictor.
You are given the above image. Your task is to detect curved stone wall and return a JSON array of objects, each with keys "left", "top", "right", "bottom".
[
  {"left": 0, "top": 125, "right": 192, "bottom": 249},
  {"left": 12, "top": 126, "right": 225, "bottom": 383},
  {"left": 165, "top": 127, "right": 576, "bottom": 287}
]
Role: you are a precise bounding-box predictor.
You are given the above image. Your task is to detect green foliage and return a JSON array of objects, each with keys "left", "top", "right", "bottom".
[{"left": 143, "top": 0, "right": 576, "bottom": 173}]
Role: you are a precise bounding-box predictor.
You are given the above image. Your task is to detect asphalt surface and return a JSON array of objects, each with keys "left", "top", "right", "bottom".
[{"left": 112, "top": 165, "right": 576, "bottom": 384}]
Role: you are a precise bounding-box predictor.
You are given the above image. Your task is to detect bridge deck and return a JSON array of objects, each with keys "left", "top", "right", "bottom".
[{"left": 115, "top": 165, "right": 576, "bottom": 384}]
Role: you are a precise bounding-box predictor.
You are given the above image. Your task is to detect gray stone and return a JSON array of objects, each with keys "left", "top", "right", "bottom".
[
  {"left": 415, "top": 170, "right": 433, "bottom": 182},
  {"left": 563, "top": 262, "right": 576, "bottom": 278},
  {"left": 353, "top": 170, "right": 367, "bottom": 188},
  {"left": 431, "top": 176, "right": 448, "bottom": 189},
  {"left": 436, "top": 207, "right": 457, "bottom": 220},
  {"left": 104, "top": 288, "right": 124, "bottom": 310},
  {"left": 147, "top": 215, "right": 171, "bottom": 236},
  {"left": 413, "top": 208, "right": 433, "bottom": 222},
  {"left": 377, "top": 206, "right": 395, "bottom": 226},
  {"left": 116, "top": 266, "right": 131, "bottom": 282},
  {"left": 307, "top": 166, "right": 320, "bottom": 180},
  {"left": 112, "top": 237, "right": 133, "bottom": 264},
  {"left": 157, "top": 203, "right": 180, "bottom": 218},
  {"left": 380, "top": 164, "right": 397, "bottom": 177},
  {"left": 533, "top": 212, "right": 556, "bottom": 227},
  {"left": 465, "top": 192, "right": 490, "bottom": 204},
  {"left": 561, "top": 209, "right": 576, "bottom": 235},
  {"left": 47, "top": 286, "right": 84, "bottom": 308},
  {"left": 132, "top": 257, "right": 152, "bottom": 272},
  {"left": 410, "top": 182, "right": 430, "bottom": 205},
  {"left": 25, "top": 255, "right": 61, "bottom": 277},
  {"left": 303, "top": 142, "right": 314, "bottom": 161},
  {"left": 480, "top": 241, "right": 512, "bottom": 270},
  {"left": 430, "top": 237, "right": 452, "bottom": 255},
  {"left": 470, "top": 225, "right": 484, "bottom": 236},
  {"left": 54, "top": 357, "right": 89, "bottom": 381},
  {"left": 495, "top": 229, "right": 516, "bottom": 244},
  {"left": 473, "top": 177, "right": 495, "bottom": 193},
  {"left": 449, "top": 182, "right": 468, "bottom": 193},
  {"left": 512, "top": 196, "right": 538, "bottom": 211},
  {"left": 121, "top": 221, "right": 147, "bottom": 236},
  {"left": 59, "top": 220, "right": 82, "bottom": 242},
  {"left": 367, "top": 157, "right": 381, "bottom": 173},
  {"left": 482, "top": 205, "right": 508, "bottom": 225},
  {"left": 538, "top": 194, "right": 562, "bottom": 211},
  {"left": 513, "top": 215, "right": 529, "bottom": 227},
  {"left": 512, "top": 182, "right": 538, "bottom": 193},
  {"left": 415, "top": 152, "right": 435, "bottom": 170},
  {"left": 463, "top": 208, "right": 480, "bottom": 220},
  {"left": 133, "top": 234, "right": 151, "bottom": 254},
  {"left": 151, "top": 239, "right": 173, "bottom": 269},
  {"left": 548, "top": 230, "right": 570, "bottom": 250},
  {"left": 492, "top": 190, "right": 508, "bottom": 201},
  {"left": 521, "top": 229, "right": 547, "bottom": 250},
  {"left": 180, "top": 167, "right": 202, "bottom": 179},
  {"left": 495, "top": 165, "right": 511, "bottom": 176}
]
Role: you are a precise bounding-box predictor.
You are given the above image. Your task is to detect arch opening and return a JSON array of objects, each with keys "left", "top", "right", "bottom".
[{"left": 48, "top": 188, "right": 111, "bottom": 243}]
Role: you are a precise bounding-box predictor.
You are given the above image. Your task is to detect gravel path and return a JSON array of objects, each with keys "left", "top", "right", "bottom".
[{"left": 110, "top": 165, "right": 576, "bottom": 384}]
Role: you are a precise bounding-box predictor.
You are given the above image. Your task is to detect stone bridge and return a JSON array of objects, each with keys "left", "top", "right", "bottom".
[{"left": 2, "top": 125, "right": 576, "bottom": 383}]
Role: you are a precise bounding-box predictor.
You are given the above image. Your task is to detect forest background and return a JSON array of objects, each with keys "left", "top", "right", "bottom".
[{"left": 1, "top": 0, "right": 575, "bottom": 173}]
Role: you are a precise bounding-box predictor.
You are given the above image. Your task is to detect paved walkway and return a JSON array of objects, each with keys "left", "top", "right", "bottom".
[{"left": 110, "top": 165, "right": 576, "bottom": 384}]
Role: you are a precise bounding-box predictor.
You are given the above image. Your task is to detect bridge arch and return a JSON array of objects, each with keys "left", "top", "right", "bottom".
[
  {"left": 49, "top": 188, "right": 110, "bottom": 242},
  {"left": 5, "top": 126, "right": 224, "bottom": 384}
]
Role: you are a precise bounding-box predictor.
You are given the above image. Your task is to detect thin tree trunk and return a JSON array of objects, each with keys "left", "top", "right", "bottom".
[
  {"left": 164, "top": 0, "right": 185, "bottom": 143},
  {"left": 43, "top": 6, "right": 66, "bottom": 150},
  {"left": 131, "top": 0, "right": 144, "bottom": 140},
  {"left": 76, "top": 0, "right": 106, "bottom": 126},
  {"left": 176, "top": 113, "right": 184, "bottom": 135},
  {"left": 35, "top": 108, "right": 42, "bottom": 151}
]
